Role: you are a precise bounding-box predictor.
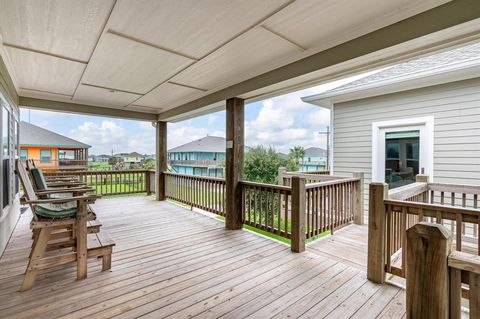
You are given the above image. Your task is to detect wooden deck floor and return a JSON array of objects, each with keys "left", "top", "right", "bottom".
[{"left": 0, "top": 196, "right": 405, "bottom": 318}]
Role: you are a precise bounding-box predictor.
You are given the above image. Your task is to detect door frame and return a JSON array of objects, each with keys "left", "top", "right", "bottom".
[{"left": 372, "top": 116, "right": 434, "bottom": 183}]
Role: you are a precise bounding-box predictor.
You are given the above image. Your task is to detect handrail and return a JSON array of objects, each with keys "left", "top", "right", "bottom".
[
  {"left": 428, "top": 182, "right": 480, "bottom": 195},
  {"left": 239, "top": 180, "right": 291, "bottom": 192},
  {"left": 164, "top": 171, "right": 224, "bottom": 182},
  {"left": 448, "top": 251, "right": 480, "bottom": 274},
  {"left": 388, "top": 182, "right": 428, "bottom": 200},
  {"left": 305, "top": 177, "right": 360, "bottom": 189}
]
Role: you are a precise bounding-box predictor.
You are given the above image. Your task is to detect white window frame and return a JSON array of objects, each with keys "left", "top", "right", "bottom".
[{"left": 372, "top": 116, "right": 434, "bottom": 183}]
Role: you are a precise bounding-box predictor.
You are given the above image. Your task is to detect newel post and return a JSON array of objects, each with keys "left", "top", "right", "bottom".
[
  {"left": 353, "top": 171, "right": 364, "bottom": 225},
  {"left": 406, "top": 222, "right": 452, "bottom": 319},
  {"left": 277, "top": 167, "right": 286, "bottom": 186},
  {"left": 367, "top": 182, "right": 388, "bottom": 283},
  {"left": 291, "top": 177, "right": 306, "bottom": 253}
]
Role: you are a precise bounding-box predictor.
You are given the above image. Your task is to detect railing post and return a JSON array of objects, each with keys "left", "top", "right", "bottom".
[
  {"left": 406, "top": 222, "right": 452, "bottom": 319},
  {"left": 278, "top": 167, "right": 286, "bottom": 186},
  {"left": 416, "top": 174, "right": 429, "bottom": 203},
  {"left": 367, "top": 182, "right": 388, "bottom": 283},
  {"left": 155, "top": 121, "right": 167, "bottom": 201},
  {"left": 353, "top": 171, "right": 364, "bottom": 225},
  {"left": 291, "top": 177, "right": 306, "bottom": 253}
]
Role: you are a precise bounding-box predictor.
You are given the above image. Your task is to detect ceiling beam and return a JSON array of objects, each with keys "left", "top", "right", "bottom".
[
  {"left": 158, "top": 0, "right": 480, "bottom": 121},
  {"left": 19, "top": 97, "right": 158, "bottom": 121}
]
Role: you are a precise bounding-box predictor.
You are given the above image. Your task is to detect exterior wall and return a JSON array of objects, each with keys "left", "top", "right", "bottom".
[
  {"left": 20, "top": 146, "right": 59, "bottom": 168},
  {"left": 0, "top": 53, "right": 20, "bottom": 257},
  {"left": 332, "top": 78, "right": 480, "bottom": 216}
]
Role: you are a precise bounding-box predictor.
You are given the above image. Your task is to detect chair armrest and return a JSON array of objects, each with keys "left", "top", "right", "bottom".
[
  {"left": 36, "top": 187, "right": 94, "bottom": 195},
  {"left": 26, "top": 195, "right": 98, "bottom": 205}
]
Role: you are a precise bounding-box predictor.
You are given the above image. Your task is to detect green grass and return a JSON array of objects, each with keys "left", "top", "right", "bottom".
[{"left": 88, "top": 162, "right": 112, "bottom": 170}]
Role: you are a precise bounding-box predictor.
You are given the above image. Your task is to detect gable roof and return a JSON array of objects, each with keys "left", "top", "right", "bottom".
[
  {"left": 125, "top": 152, "right": 143, "bottom": 157},
  {"left": 20, "top": 121, "right": 91, "bottom": 148},
  {"left": 169, "top": 136, "right": 226, "bottom": 153},
  {"left": 304, "top": 147, "right": 327, "bottom": 157},
  {"left": 302, "top": 41, "right": 480, "bottom": 106}
]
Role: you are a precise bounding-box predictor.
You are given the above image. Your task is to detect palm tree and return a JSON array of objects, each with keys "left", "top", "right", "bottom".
[{"left": 289, "top": 146, "right": 305, "bottom": 167}]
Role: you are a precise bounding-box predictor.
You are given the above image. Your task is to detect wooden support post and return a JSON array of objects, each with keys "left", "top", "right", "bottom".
[
  {"left": 406, "top": 222, "right": 452, "bottom": 319},
  {"left": 291, "top": 176, "right": 306, "bottom": 253},
  {"left": 353, "top": 171, "right": 364, "bottom": 225},
  {"left": 416, "top": 174, "right": 429, "bottom": 203},
  {"left": 225, "top": 97, "right": 244, "bottom": 230},
  {"left": 367, "top": 182, "right": 388, "bottom": 283},
  {"left": 277, "top": 167, "right": 286, "bottom": 186},
  {"left": 156, "top": 121, "right": 167, "bottom": 201}
]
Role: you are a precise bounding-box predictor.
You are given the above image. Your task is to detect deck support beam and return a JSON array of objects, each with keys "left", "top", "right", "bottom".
[
  {"left": 156, "top": 121, "right": 167, "bottom": 201},
  {"left": 225, "top": 97, "right": 244, "bottom": 230}
]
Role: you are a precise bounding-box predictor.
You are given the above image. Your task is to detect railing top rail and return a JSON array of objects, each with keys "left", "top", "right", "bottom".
[
  {"left": 384, "top": 198, "right": 480, "bottom": 216},
  {"left": 428, "top": 182, "right": 480, "bottom": 195},
  {"left": 164, "top": 171, "right": 225, "bottom": 182},
  {"left": 44, "top": 169, "right": 151, "bottom": 174},
  {"left": 239, "top": 180, "right": 291, "bottom": 192},
  {"left": 448, "top": 251, "right": 480, "bottom": 275},
  {"left": 283, "top": 172, "right": 341, "bottom": 179},
  {"left": 388, "top": 182, "right": 428, "bottom": 201},
  {"left": 305, "top": 177, "right": 360, "bottom": 189}
]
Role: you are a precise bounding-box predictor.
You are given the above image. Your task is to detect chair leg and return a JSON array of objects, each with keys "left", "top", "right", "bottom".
[
  {"left": 20, "top": 228, "right": 52, "bottom": 291},
  {"left": 29, "top": 229, "right": 40, "bottom": 258},
  {"left": 76, "top": 203, "right": 88, "bottom": 280},
  {"left": 102, "top": 248, "right": 112, "bottom": 271}
]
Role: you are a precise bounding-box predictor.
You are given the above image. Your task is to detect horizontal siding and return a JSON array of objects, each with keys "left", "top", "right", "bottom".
[{"left": 332, "top": 77, "right": 480, "bottom": 218}]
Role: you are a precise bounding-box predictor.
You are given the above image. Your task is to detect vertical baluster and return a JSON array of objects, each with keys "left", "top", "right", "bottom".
[
  {"left": 285, "top": 192, "right": 289, "bottom": 235},
  {"left": 401, "top": 207, "right": 407, "bottom": 277},
  {"left": 306, "top": 188, "right": 310, "bottom": 238},
  {"left": 253, "top": 186, "right": 257, "bottom": 226},
  {"left": 386, "top": 204, "right": 392, "bottom": 273},
  {"left": 462, "top": 193, "right": 466, "bottom": 236},
  {"left": 270, "top": 188, "right": 274, "bottom": 232},
  {"left": 456, "top": 213, "right": 462, "bottom": 252},
  {"left": 277, "top": 189, "right": 281, "bottom": 234}
]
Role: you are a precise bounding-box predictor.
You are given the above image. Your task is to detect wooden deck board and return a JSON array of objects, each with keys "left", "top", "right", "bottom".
[{"left": 0, "top": 196, "right": 404, "bottom": 318}]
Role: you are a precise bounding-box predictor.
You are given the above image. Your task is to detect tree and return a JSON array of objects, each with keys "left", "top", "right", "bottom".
[
  {"left": 143, "top": 158, "right": 155, "bottom": 170},
  {"left": 108, "top": 156, "right": 117, "bottom": 167},
  {"left": 289, "top": 146, "right": 305, "bottom": 166},
  {"left": 244, "top": 146, "right": 297, "bottom": 184}
]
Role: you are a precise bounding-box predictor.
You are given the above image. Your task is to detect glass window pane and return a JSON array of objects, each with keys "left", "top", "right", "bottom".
[
  {"left": 385, "top": 131, "right": 420, "bottom": 189},
  {"left": 2, "top": 107, "right": 9, "bottom": 156},
  {"left": 20, "top": 149, "right": 28, "bottom": 161},
  {"left": 40, "top": 149, "right": 52, "bottom": 163}
]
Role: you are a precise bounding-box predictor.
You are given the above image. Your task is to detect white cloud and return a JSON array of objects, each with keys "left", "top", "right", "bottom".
[{"left": 69, "top": 120, "right": 128, "bottom": 155}]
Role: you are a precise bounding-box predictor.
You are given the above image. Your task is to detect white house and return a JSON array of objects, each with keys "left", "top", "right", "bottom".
[{"left": 302, "top": 41, "right": 480, "bottom": 210}]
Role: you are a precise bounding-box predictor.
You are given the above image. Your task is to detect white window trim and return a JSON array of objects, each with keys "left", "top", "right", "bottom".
[{"left": 372, "top": 116, "right": 434, "bottom": 183}]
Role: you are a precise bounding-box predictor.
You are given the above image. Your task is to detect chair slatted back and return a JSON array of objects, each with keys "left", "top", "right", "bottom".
[
  {"left": 26, "top": 159, "right": 36, "bottom": 170},
  {"left": 16, "top": 159, "right": 38, "bottom": 202}
]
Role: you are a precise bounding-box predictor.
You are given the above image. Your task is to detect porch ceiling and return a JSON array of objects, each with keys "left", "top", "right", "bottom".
[{"left": 0, "top": 0, "right": 479, "bottom": 121}]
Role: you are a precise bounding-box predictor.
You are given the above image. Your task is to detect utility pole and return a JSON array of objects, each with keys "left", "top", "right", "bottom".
[{"left": 318, "top": 126, "right": 330, "bottom": 170}]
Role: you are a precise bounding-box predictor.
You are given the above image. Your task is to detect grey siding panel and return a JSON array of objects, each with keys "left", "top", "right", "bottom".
[{"left": 332, "top": 78, "right": 480, "bottom": 219}]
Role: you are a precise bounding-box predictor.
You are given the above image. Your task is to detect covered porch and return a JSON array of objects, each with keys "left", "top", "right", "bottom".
[{"left": 0, "top": 196, "right": 403, "bottom": 319}]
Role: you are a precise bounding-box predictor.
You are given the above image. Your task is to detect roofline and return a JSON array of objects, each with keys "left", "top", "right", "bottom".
[
  {"left": 302, "top": 60, "right": 480, "bottom": 107},
  {"left": 20, "top": 144, "right": 91, "bottom": 148}
]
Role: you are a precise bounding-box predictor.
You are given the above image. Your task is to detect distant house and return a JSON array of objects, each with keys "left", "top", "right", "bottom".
[
  {"left": 20, "top": 121, "right": 90, "bottom": 170},
  {"left": 118, "top": 152, "right": 143, "bottom": 168},
  {"left": 168, "top": 136, "right": 225, "bottom": 177},
  {"left": 90, "top": 154, "right": 110, "bottom": 163},
  {"left": 300, "top": 147, "right": 327, "bottom": 172}
]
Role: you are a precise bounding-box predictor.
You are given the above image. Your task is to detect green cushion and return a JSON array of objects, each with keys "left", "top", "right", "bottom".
[
  {"left": 35, "top": 201, "right": 77, "bottom": 219},
  {"left": 31, "top": 168, "right": 48, "bottom": 191}
]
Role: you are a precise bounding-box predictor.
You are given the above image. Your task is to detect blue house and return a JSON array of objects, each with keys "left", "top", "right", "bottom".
[
  {"left": 168, "top": 136, "right": 225, "bottom": 177},
  {"left": 300, "top": 147, "right": 327, "bottom": 172}
]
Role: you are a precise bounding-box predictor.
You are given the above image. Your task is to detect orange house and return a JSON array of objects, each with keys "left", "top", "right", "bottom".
[{"left": 19, "top": 121, "right": 91, "bottom": 171}]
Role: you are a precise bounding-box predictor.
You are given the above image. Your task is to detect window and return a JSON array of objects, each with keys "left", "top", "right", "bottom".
[
  {"left": 2, "top": 107, "right": 8, "bottom": 156},
  {"left": 385, "top": 131, "right": 420, "bottom": 189},
  {"left": 40, "top": 149, "right": 52, "bottom": 163},
  {"left": 20, "top": 149, "right": 28, "bottom": 161}
]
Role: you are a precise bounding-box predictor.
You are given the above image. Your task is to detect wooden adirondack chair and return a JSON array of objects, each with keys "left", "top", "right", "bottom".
[
  {"left": 26, "top": 159, "right": 84, "bottom": 184},
  {"left": 16, "top": 159, "right": 99, "bottom": 291}
]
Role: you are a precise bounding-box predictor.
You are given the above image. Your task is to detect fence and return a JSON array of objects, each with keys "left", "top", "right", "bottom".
[
  {"left": 43, "top": 169, "right": 155, "bottom": 196},
  {"left": 368, "top": 175, "right": 480, "bottom": 282}
]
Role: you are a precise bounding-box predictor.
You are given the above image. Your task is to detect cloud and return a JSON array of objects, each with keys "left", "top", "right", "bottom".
[{"left": 69, "top": 120, "right": 127, "bottom": 154}]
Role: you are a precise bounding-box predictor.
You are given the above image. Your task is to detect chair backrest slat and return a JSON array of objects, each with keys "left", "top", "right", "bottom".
[{"left": 16, "top": 159, "right": 38, "bottom": 201}]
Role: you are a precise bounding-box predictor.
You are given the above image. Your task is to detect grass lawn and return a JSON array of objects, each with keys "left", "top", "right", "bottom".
[{"left": 88, "top": 162, "right": 112, "bottom": 170}]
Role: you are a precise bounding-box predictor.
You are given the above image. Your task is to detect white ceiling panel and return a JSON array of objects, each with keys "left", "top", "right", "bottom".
[
  {"left": 135, "top": 83, "right": 205, "bottom": 110},
  {"left": 74, "top": 84, "right": 141, "bottom": 108},
  {"left": 171, "top": 27, "right": 299, "bottom": 91},
  {"left": 82, "top": 32, "right": 194, "bottom": 94},
  {"left": 6, "top": 47, "right": 85, "bottom": 95},
  {"left": 107, "top": 0, "right": 291, "bottom": 59},
  {"left": 263, "top": 0, "right": 449, "bottom": 50},
  {"left": 0, "top": 0, "right": 114, "bottom": 62}
]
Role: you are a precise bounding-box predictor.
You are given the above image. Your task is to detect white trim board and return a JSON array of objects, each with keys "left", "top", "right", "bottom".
[{"left": 371, "top": 116, "right": 434, "bottom": 183}]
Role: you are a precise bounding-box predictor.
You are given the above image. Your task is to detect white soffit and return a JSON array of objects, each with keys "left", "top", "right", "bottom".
[
  {"left": 5, "top": 47, "right": 85, "bottom": 95},
  {"left": 0, "top": 0, "right": 114, "bottom": 62},
  {"left": 171, "top": 27, "right": 300, "bottom": 91},
  {"left": 107, "top": 0, "right": 292, "bottom": 60},
  {"left": 74, "top": 84, "right": 142, "bottom": 108},
  {"left": 81, "top": 32, "right": 194, "bottom": 94},
  {"left": 135, "top": 82, "right": 205, "bottom": 111}
]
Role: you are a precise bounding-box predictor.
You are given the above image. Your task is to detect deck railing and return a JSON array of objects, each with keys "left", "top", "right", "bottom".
[
  {"left": 164, "top": 171, "right": 364, "bottom": 251},
  {"left": 164, "top": 172, "right": 226, "bottom": 216},
  {"left": 368, "top": 175, "right": 480, "bottom": 282},
  {"left": 43, "top": 169, "right": 155, "bottom": 196}
]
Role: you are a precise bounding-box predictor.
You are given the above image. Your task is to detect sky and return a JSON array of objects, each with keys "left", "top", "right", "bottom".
[{"left": 19, "top": 73, "right": 373, "bottom": 155}]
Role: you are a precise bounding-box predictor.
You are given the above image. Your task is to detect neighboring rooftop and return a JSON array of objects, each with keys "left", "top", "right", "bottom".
[
  {"left": 302, "top": 41, "right": 480, "bottom": 105},
  {"left": 20, "top": 121, "right": 91, "bottom": 148},
  {"left": 304, "top": 147, "right": 327, "bottom": 157},
  {"left": 169, "top": 136, "right": 226, "bottom": 153}
]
